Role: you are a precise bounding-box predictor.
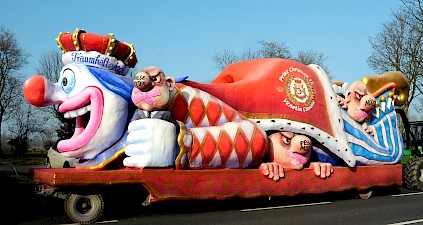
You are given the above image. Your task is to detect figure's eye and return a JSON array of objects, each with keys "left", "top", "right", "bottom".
[
  {"left": 281, "top": 136, "right": 291, "bottom": 145},
  {"left": 60, "top": 69, "right": 76, "bottom": 93},
  {"left": 151, "top": 75, "right": 162, "bottom": 83},
  {"left": 354, "top": 92, "right": 364, "bottom": 101}
]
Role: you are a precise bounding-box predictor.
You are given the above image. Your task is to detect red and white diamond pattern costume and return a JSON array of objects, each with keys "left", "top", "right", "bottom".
[{"left": 169, "top": 83, "right": 269, "bottom": 169}]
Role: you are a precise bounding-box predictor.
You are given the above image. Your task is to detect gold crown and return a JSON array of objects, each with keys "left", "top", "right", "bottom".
[
  {"left": 361, "top": 71, "right": 409, "bottom": 106},
  {"left": 56, "top": 28, "right": 137, "bottom": 68}
]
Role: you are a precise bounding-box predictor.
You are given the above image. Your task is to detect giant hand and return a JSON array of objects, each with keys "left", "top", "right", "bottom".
[{"left": 123, "top": 118, "right": 177, "bottom": 168}]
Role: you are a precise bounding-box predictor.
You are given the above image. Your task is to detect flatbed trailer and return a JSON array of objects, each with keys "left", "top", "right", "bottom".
[{"left": 32, "top": 164, "right": 404, "bottom": 224}]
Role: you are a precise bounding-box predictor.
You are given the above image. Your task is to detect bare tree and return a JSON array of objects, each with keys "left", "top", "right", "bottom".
[
  {"left": 8, "top": 102, "right": 46, "bottom": 155},
  {"left": 368, "top": 0, "right": 423, "bottom": 114},
  {"left": 1, "top": 76, "right": 21, "bottom": 121},
  {"left": 127, "top": 65, "right": 141, "bottom": 78},
  {"left": 212, "top": 49, "right": 238, "bottom": 71},
  {"left": 296, "top": 50, "right": 330, "bottom": 73},
  {"left": 37, "top": 50, "right": 63, "bottom": 82},
  {"left": 35, "top": 50, "right": 75, "bottom": 142},
  {"left": 256, "top": 40, "right": 292, "bottom": 59},
  {"left": 0, "top": 26, "right": 29, "bottom": 155},
  {"left": 212, "top": 40, "right": 331, "bottom": 79}
]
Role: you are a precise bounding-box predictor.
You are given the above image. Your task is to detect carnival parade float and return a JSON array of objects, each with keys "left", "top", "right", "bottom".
[{"left": 22, "top": 29, "right": 419, "bottom": 224}]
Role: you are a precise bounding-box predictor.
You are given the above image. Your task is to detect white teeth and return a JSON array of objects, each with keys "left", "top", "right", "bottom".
[{"left": 64, "top": 105, "right": 91, "bottom": 119}]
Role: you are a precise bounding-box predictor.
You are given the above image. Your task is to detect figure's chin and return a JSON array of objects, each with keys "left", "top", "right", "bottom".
[
  {"left": 296, "top": 165, "right": 304, "bottom": 170},
  {"left": 291, "top": 162, "right": 305, "bottom": 170},
  {"left": 353, "top": 116, "right": 366, "bottom": 123},
  {"left": 279, "top": 161, "right": 304, "bottom": 170}
]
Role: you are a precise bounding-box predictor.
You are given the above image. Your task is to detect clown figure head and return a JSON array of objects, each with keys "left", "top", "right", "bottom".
[{"left": 131, "top": 66, "right": 176, "bottom": 111}]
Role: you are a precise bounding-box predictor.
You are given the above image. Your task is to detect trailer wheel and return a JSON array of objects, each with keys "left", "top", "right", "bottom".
[
  {"left": 403, "top": 157, "right": 423, "bottom": 190},
  {"left": 64, "top": 193, "right": 104, "bottom": 224}
]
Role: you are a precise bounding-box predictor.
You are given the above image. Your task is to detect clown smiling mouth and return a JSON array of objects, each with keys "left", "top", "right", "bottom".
[
  {"left": 57, "top": 87, "right": 104, "bottom": 154},
  {"left": 64, "top": 105, "right": 91, "bottom": 119},
  {"left": 64, "top": 105, "right": 91, "bottom": 139}
]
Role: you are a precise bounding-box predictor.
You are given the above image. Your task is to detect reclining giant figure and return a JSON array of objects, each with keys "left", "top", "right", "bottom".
[{"left": 22, "top": 29, "right": 409, "bottom": 179}]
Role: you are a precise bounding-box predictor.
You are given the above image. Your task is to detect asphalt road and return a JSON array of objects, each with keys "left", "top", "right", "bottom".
[
  {"left": 107, "top": 188, "right": 423, "bottom": 225},
  {"left": 9, "top": 183, "right": 423, "bottom": 225}
]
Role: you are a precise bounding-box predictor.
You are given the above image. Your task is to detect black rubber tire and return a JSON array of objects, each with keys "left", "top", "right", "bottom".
[
  {"left": 403, "top": 157, "right": 423, "bottom": 190},
  {"left": 64, "top": 193, "right": 104, "bottom": 224}
]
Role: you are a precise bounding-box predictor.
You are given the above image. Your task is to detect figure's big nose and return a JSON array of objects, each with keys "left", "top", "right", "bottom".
[
  {"left": 134, "top": 73, "right": 153, "bottom": 92},
  {"left": 292, "top": 136, "right": 312, "bottom": 154},
  {"left": 360, "top": 95, "right": 376, "bottom": 112},
  {"left": 23, "top": 75, "right": 46, "bottom": 107},
  {"left": 139, "top": 79, "right": 153, "bottom": 92}
]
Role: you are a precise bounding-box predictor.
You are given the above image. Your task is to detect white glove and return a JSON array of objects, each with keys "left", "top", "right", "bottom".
[{"left": 123, "top": 118, "right": 177, "bottom": 168}]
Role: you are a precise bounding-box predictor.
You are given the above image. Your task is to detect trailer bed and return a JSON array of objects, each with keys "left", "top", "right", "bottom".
[{"left": 32, "top": 164, "right": 403, "bottom": 202}]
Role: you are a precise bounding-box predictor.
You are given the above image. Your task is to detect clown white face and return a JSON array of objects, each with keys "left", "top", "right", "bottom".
[{"left": 23, "top": 63, "right": 131, "bottom": 160}]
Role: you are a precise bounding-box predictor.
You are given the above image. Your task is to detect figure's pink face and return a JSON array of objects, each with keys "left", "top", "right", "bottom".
[
  {"left": 131, "top": 66, "right": 175, "bottom": 111},
  {"left": 268, "top": 132, "right": 312, "bottom": 170},
  {"left": 346, "top": 81, "right": 376, "bottom": 123}
]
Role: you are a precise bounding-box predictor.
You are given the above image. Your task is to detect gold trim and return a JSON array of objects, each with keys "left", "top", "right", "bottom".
[
  {"left": 106, "top": 33, "right": 117, "bottom": 56},
  {"left": 285, "top": 75, "right": 315, "bottom": 107},
  {"left": 303, "top": 77, "right": 315, "bottom": 107},
  {"left": 380, "top": 96, "right": 386, "bottom": 102},
  {"left": 56, "top": 31, "right": 70, "bottom": 53},
  {"left": 123, "top": 42, "right": 135, "bottom": 66},
  {"left": 81, "top": 148, "right": 126, "bottom": 170},
  {"left": 71, "top": 29, "right": 86, "bottom": 51},
  {"left": 285, "top": 75, "right": 298, "bottom": 105},
  {"left": 175, "top": 121, "right": 189, "bottom": 169}
]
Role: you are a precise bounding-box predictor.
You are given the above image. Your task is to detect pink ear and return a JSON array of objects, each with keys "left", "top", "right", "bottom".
[{"left": 166, "top": 77, "right": 176, "bottom": 90}]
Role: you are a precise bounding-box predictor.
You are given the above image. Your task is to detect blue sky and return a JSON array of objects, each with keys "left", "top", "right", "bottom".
[{"left": 1, "top": 0, "right": 403, "bottom": 85}]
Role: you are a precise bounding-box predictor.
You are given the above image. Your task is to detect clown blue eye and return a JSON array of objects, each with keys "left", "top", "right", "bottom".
[{"left": 61, "top": 69, "right": 76, "bottom": 93}]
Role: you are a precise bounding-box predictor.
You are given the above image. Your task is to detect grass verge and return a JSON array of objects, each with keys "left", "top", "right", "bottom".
[{"left": 0, "top": 152, "right": 46, "bottom": 165}]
